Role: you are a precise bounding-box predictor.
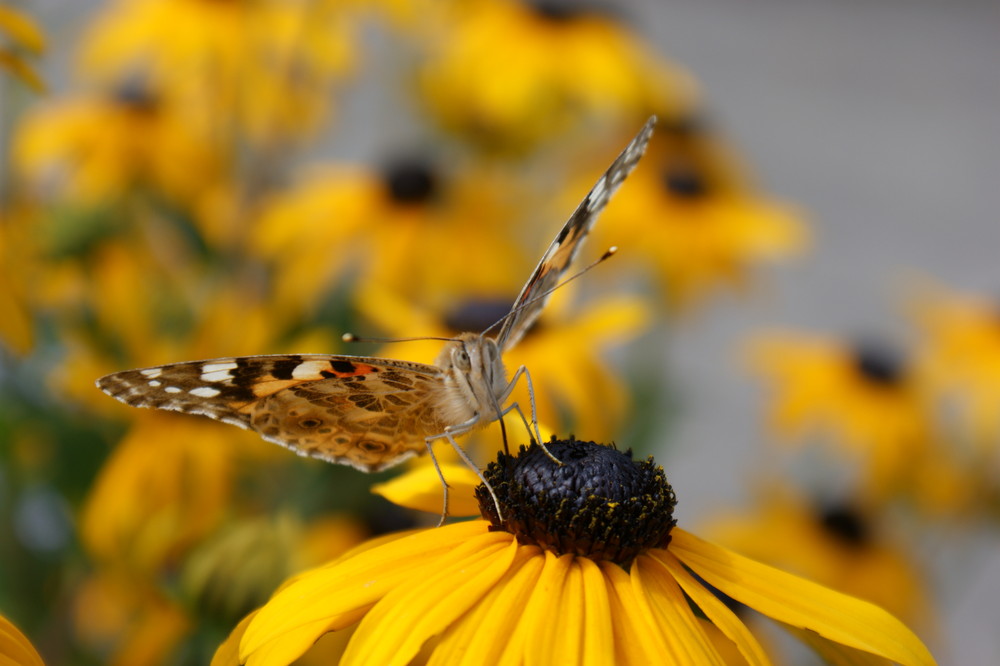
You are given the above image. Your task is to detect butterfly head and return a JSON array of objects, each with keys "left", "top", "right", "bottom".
[{"left": 434, "top": 332, "right": 509, "bottom": 425}]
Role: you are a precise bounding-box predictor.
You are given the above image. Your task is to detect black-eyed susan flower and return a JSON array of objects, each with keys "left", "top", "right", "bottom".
[
  {"left": 416, "top": 0, "right": 696, "bottom": 152},
  {"left": 14, "top": 85, "right": 224, "bottom": 207},
  {"left": 217, "top": 438, "right": 936, "bottom": 665},
  {"left": 252, "top": 158, "right": 527, "bottom": 320},
  {"left": 78, "top": 0, "right": 356, "bottom": 144},
  {"left": 596, "top": 117, "right": 806, "bottom": 310},
  {"left": 0, "top": 5, "right": 45, "bottom": 92},
  {"left": 746, "top": 330, "right": 936, "bottom": 501},
  {"left": 0, "top": 613, "right": 44, "bottom": 666}
]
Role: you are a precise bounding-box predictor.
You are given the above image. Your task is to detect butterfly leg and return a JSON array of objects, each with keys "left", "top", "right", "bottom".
[
  {"left": 503, "top": 365, "right": 562, "bottom": 465},
  {"left": 426, "top": 418, "right": 504, "bottom": 525},
  {"left": 423, "top": 437, "right": 452, "bottom": 527}
]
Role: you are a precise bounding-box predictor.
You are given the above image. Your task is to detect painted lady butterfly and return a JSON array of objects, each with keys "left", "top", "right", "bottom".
[{"left": 98, "top": 117, "right": 656, "bottom": 516}]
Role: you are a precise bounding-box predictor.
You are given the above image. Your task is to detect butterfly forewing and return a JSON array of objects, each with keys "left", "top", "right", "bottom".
[
  {"left": 97, "top": 354, "right": 449, "bottom": 471},
  {"left": 494, "top": 117, "right": 656, "bottom": 351}
]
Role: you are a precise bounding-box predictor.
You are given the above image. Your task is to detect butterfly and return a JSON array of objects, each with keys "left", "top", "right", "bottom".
[{"left": 97, "top": 116, "right": 656, "bottom": 517}]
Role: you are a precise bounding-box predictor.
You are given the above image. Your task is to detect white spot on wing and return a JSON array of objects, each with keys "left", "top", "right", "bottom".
[
  {"left": 165, "top": 386, "right": 182, "bottom": 394},
  {"left": 202, "top": 362, "right": 238, "bottom": 373},
  {"left": 589, "top": 176, "right": 608, "bottom": 208},
  {"left": 201, "top": 370, "right": 234, "bottom": 382},
  {"left": 148, "top": 380, "right": 161, "bottom": 387},
  {"left": 140, "top": 368, "right": 162, "bottom": 378},
  {"left": 190, "top": 386, "right": 221, "bottom": 398},
  {"left": 292, "top": 360, "right": 330, "bottom": 379}
]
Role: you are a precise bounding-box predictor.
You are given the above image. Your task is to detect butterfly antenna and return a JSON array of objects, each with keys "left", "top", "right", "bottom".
[
  {"left": 342, "top": 333, "right": 460, "bottom": 344},
  {"left": 481, "top": 246, "right": 618, "bottom": 338}
]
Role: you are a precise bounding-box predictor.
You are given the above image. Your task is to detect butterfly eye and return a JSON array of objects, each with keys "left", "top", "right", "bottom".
[{"left": 454, "top": 347, "right": 471, "bottom": 370}]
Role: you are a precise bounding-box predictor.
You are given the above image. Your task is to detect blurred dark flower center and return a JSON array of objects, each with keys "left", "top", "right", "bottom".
[
  {"left": 852, "top": 341, "right": 905, "bottom": 386},
  {"left": 113, "top": 77, "right": 158, "bottom": 113},
  {"left": 477, "top": 437, "right": 678, "bottom": 567},
  {"left": 443, "top": 298, "right": 515, "bottom": 334},
  {"left": 382, "top": 159, "right": 438, "bottom": 204},
  {"left": 819, "top": 504, "right": 870, "bottom": 547},
  {"left": 662, "top": 164, "right": 709, "bottom": 198},
  {"left": 530, "top": 1, "right": 590, "bottom": 21}
]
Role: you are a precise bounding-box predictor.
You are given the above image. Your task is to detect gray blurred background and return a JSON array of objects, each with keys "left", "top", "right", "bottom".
[{"left": 630, "top": 1, "right": 1000, "bottom": 663}]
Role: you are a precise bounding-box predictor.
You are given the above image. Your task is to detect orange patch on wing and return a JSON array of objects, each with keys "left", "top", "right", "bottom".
[{"left": 323, "top": 361, "right": 378, "bottom": 378}]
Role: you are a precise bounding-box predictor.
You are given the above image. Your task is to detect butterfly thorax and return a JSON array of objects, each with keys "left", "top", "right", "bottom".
[{"left": 432, "top": 333, "right": 509, "bottom": 428}]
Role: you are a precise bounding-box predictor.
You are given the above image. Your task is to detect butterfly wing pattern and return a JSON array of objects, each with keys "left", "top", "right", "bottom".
[
  {"left": 97, "top": 355, "right": 449, "bottom": 471},
  {"left": 97, "top": 117, "right": 656, "bottom": 477},
  {"left": 495, "top": 116, "right": 657, "bottom": 351}
]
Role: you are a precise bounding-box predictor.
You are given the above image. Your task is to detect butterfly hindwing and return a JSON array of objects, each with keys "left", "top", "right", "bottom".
[
  {"left": 495, "top": 117, "right": 656, "bottom": 350},
  {"left": 97, "top": 355, "right": 448, "bottom": 471}
]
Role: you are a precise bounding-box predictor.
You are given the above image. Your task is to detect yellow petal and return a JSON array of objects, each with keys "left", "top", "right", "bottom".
[
  {"left": 783, "top": 623, "right": 894, "bottom": 666},
  {"left": 499, "top": 550, "right": 571, "bottom": 666},
  {"left": 242, "top": 521, "right": 488, "bottom": 662},
  {"left": 578, "top": 558, "right": 616, "bottom": 666},
  {"left": 527, "top": 553, "right": 578, "bottom": 666},
  {"left": 429, "top": 544, "right": 544, "bottom": 666},
  {"left": 212, "top": 612, "right": 255, "bottom": 666},
  {"left": 0, "top": 6, "right": 45, "bottom": 53},
  {"left": 600, "top": 560, "right": 680, "bottom": 665},
  {"left": 633, "top": 555, "right": 727, "bottom": 666},
  {"left": 342, "top": 535, "right": 518, "bottom": 666},
  {"left": 669, "top": 529, "right": 937, "bottom": 666},
  {"left": 371, "top": 463, "right": 482, "bottom": 516},
  {"left": 649, "top": 550, "right": 771, "bottom": 666},
  {"left": 0, "top": 614, "right": 44, "bottom": 666},
  {"left": 0, "top": 51, "right": 44, "bottom": 92}
]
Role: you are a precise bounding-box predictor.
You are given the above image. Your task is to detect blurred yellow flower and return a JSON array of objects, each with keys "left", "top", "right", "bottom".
[
  {"left": 0, "top": 613, "right": 44, "bottom": 666},
  {"left": 417, "top": 0, "right": 696, "bottom": 152},
  {"left": 73, "top": 571, "right": 189, "bottom": 666},
  {"left": 703, "top": 485, "right": 934, "bottom": 634},
  {"left": 910, "top": 280, "right": 1000, "bottom": 449},
  {"left": 597, "top": 118, "right": 806, "bottom": 310},
  {"left": 218, "top": 439, "right": 936, "bottom": 666},
  {"left": 0, "top": 212, "right": 35, "bottom": 354},
  {"left": 252, "top": 159, "right": 525, "bottom": 319},
  {"left": 80, "top": 413, "right": 237, "bottom": 571},
  {"left": 79, "top": 0, "right": 356, "bottom": 144},
  {"left": 0, "top": 5, "right": 45, "bottom": 92},
  {"left": 14, "top": 86, "right": 224, "bottom": 206},
  {"left": 746, "top": 331, "right": 935, "bottom": 501}
]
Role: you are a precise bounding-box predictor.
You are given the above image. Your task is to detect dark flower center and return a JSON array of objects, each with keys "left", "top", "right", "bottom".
[
  {"left": 530, "top": 1, "right": 589, "bottom": 21},
  {"left": 660, "top": 113, "right": 709, "bottom": 138},
  {"left": 114, "top": 77, "right": 158, "bottom": 114},
  {"left": 852, "top": 341, "right": 905, "bottom": 386},
  {"left": 382, "top": 159, "right": 438, "bottom": 204},
  {"left": 476, "top": 437, "right": 678, "bottom": 567},
  {"left": 662, "top": 164, "right": 709, "bottom": 198},
  {"left": 819, "top": 504, "right": 869, "bottom": 548}
]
